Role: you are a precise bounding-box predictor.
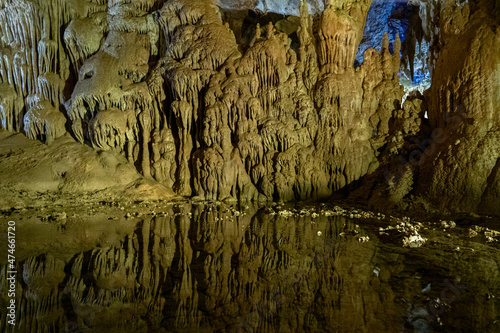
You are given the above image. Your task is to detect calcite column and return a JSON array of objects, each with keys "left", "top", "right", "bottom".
[
  {"left": 417, "top": 0, "right": 500, "bottom": 214},
  {"left": 318, "top": 0, "right": 371, "bottom": 74}
]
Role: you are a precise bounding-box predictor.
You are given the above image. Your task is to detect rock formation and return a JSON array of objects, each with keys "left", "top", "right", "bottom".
[
  {"left": 218, "top": 0, "right": 325, "bottom": 16},
  {"left": 0, "top": 0, "right": 70, "bottom": 142},
  {"left": 415, "top": 0, "right": 500, "bottom": 215},
  {"left": 152, "top": 0, "right": 405, "bottom": 202},
  {"left": 355, "top": 0, "right": 499, "bottom": 216},
  {"left": 0, "top": 0, "right": 498, "bottom": 215}
]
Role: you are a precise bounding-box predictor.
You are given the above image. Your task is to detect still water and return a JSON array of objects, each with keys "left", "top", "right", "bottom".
[{"left": 1, "top": 202, "right": 499, "bottom": 332}]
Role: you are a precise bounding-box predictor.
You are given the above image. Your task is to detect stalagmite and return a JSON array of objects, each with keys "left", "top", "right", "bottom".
[
  {"left": 24, "top": 100, "right": 66, "bottom": 144},
  {"left": 0, "top": 83, "right": 24, "bottom": 131}
]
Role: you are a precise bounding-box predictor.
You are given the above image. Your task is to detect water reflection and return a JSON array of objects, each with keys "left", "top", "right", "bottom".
[{"left": 1, "top": 203, "right": 499, "bottom": 332}]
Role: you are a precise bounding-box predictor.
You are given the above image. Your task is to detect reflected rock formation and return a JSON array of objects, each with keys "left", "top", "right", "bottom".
[{"left": 1, "top": 204, "right": 499, "bottom": 332}]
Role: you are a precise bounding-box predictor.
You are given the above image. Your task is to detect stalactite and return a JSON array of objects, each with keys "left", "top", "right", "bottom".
[
  {"left": 317, "top": 2, "right": 369, "bottom": 74},
  {"left": 0, "top": 0, "right": 72, "bottom": 141},
  {"left": 150, "top": 0, "right": 402, "bottom": 200}
]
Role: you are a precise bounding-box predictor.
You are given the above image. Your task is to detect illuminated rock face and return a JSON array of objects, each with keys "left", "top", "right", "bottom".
[
  {"left": 0, "top": 0, "right": 71, "bottom": 142},
  {"left": 415, "top": 0, "right": 500, "bottom": 215},
  {"left": 217, "top": 0, "right": 325, "bottom": 15},
  {"left": 64, "top": 0, "right": 403, "bottom": 202},
  {"left": 153, "top": 0, "right": 402, "bottom": 201},
  {"left": 0, "top": 0, "right": 498, "bottom": 213}
]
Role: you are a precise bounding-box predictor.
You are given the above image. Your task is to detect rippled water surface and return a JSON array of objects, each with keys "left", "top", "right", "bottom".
[{"left": 1, "top": 202, "right": 499, "bottom": 332}]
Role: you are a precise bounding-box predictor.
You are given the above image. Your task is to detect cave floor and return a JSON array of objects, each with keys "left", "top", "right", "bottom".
[{"left": 1, "top": 201, "right": 499, "bottom": 332}]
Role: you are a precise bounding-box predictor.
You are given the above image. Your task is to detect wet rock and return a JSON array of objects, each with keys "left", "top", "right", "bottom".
[
  {"left": 50, "top": 211, "right": 67, "bottom": 221},
  {"left": 358, "top": 235, "right": 370, "bottom": 243},
  {"left": 402, "top": 234, "right": 426, "bottom": 248},
  {"left": 468, "top": 228, "right": 478, "bottom": 238},
  {"left": 2, "top": 0, "right": 404, "bottom": 203},
  {"left": 415, "top": 0, "right": 500, "bottom": 216},
  {"left": 440, "top": 220, "right": 456, "bottom": 229}
]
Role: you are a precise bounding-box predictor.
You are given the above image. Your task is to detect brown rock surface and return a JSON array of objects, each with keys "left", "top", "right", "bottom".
[
  {"left": 415, "top": 0, "right": 500, "bottom": 215},
  {"left": 0, "top": 0, "right": 498, "bottom": 215},
  {"left": 0, "top": 131, "right": 177, "bottom": 210}
]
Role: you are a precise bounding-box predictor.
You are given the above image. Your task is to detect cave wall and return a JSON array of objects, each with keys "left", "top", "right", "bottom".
[
  {"left": 0, "top": 0, "right": 498, "bottom": 213},
  {"left": 154, "top": 0, "right": 407, "bottom": 201},
  {"left": 0, "top": 0, "right": 405, "bottom": 202},
  {"left": 349, "top": 0, "right": 500, "bottom": 216},
  {"left": 217, "top": 0, "right": 325, "bottom": 16},
  {"left": 0, "top": 0, "right": 71, "bottom": 142},
  {"left": 416, "top": 0, "right": 500, "bottom": 215}
]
